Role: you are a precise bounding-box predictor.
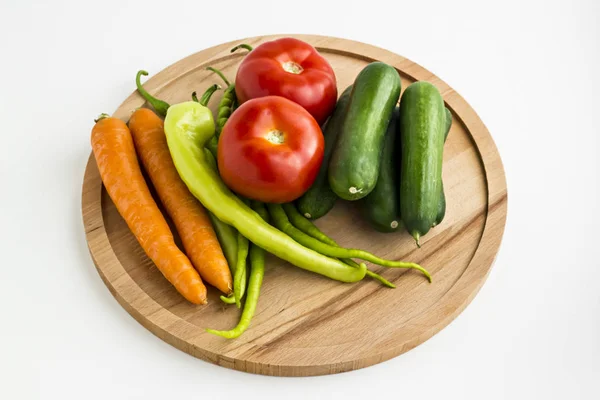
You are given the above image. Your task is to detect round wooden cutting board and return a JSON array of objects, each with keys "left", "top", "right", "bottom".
[{"left": 82, "top": 35, "right": 507, "bottom": 376}]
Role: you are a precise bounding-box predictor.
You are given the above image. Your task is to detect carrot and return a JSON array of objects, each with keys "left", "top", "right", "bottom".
[
  {"left": 128, "top": 108, "right": 233, "bottom": 294},
  {"left": 91, "top": 114, "right": 208, "bottom": 304}
]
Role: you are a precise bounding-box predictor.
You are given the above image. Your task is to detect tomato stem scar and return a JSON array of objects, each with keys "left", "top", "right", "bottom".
[
  {"left": 266, "top": 130, "right": 285, "bottom": 144},
  {"left": 282, "top": 61, "right": 303, "bottom": 74}
]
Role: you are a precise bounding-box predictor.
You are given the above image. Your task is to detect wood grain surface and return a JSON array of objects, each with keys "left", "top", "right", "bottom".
[{"left": 81, "top": 35, "right": 507, "bottom": 376}]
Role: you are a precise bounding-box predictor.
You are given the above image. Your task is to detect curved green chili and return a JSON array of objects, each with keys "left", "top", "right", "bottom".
[
  {"left": 209, "top": 213, "right": 238, "bottom": 269},
  {"left": 207, "top": 201, "right": 268, "bottom": 338},
  {"left": 136, "top": 70, "right": 220, "bottom": 118},
  {"left": 194, "top": 83, "right": 247, "bottom": 307},
  {"left": 164, "top": 102, "right": 366, "bottom": 283},
  {"left": 348, "top": 260, "right": 394, "bottom": 287},
  {"left": 267, "top": 203, "right": 431, "bottom": 282},
  {"left": 205, "top": 149, "right": 242, "bottom": 305},
  {"left": 233, "top": 229, "right": 249, "bottom": 308},
  {"left": 191, "top": 84, "right": 221, "bottom": 107},
  {"left": 206, "top": 66, "right": 237, "bottom": 136},
  {"left": 233, "top": 198, "right": 251, "bottom": 308},
  {"left": 209, "top": 213, "right": 239, "bottom": 305},
  {"left": 230, "top": 43, "right": 254, "bottom": 53},
  {"left": 216, "top": 86, "right": 237, "bottom": 133},
  {"left": 220, "top": 295, "right": 236, "bottom": 304},
  {"left": 206, "top": 137, "right": 219, "bottom": 160},
  {"left": 199, "top": 84, "right": 220, "bottom": 106},
  {"left": 282, "top": 203, "right": 335, "bottom": 245},
  {"left": 206, "top": 151, "right": 249, "bottom": 308},
  {"left": 135, "top": 70, "right": 170, "bottom": 117},
  {"left": 281, "top": 203, "right": 395, "bottom": 288}
]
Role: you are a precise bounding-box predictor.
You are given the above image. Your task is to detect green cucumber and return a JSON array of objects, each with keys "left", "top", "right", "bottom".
[
  {"left": 296, "top": 86, "right": 353, "bottom": 220},
  {"left": 399, "top": 81, "right": 445, "bottom": 246},
  {"left": 361, "top": 107, "right": 401, "bottom": 232},
  {"left": 328, "top": 62, "right": 401, "bottom": 200},
  {"left": 362, "top": 106, "right": 450, "bottom": 232},
  {"left": 433, "top": 107, "right": 452, "bottom": 227}
]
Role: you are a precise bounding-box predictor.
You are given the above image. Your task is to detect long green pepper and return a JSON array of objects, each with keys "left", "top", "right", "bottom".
[
  {"left": 267, "top": 203, "right": 431, "bottom": 282},
  {"left": 205, "top": 66, "right": 239, "bottom": 156},
  {"left": 209, "top": 215, "right": 238, "bottom": 271},
  {"left": 204, "top": 66, "right": 259, "bottom": 306},
  {"left": 201, "top": 145, "right": 240, "bottom": 283},
  {"left": 281, "top": 203, "right": 396, "bottom": 288},
  {"left": 135, "top": 70, "right": 170, "bottom": 117},
  {"left": 164, "top": 101, "right": 367, "bottom": 283},
  {"left": 136, "top": 70, "right": 220, "bottom": 118},
  {"left": 207, "top": 201, "right": 268, "bottom": 339},
  {"left": 233, "top": 198, "right": 250, "bottom": 308},
  {"left": 203, "top": 142, "right": 249, "bottom": 307},
  {"left": 204, "top": 45, "right": 252, "bottom": 155},
  {"left": 206, "top": 67, "right": 237, "bottom": 135},
  {"left": 192, "top": 87, "right": 251, "bottom": 306}
]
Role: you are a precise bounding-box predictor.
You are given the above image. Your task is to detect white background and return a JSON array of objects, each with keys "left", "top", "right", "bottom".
[{"left": 1, "top": 0, "right": 599, "bottom": 399}]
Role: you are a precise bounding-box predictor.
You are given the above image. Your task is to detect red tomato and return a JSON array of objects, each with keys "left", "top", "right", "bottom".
[
  {"left": 234, "top": 37, "right": 337, "bottom": 125},
  {"left": 218, "top": 96, "right": 324, "bottom": 203}
]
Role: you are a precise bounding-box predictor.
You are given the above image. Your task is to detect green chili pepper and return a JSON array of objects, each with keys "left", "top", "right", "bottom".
[
  {"left": 206, "top": 66, "right": 237, "bottom": 128},
  {"left": 164, "top": 101, "right": 366, "bottom": 283},
  {"left": 348, "top": 260, "right": 395, "bottom": 287},
  {"left": 204, "top": 136, "right": 250, "bottom": 306},
  {"left": 191, "top": 84, "right": 221, "bottom": 107},
  {"left": 281, "top": 203, "right": 395, "bottom": 288},
  {"left": 202, "top": 67, "right": 256, "bottom": 307},
  {"left": 193, "top": 89, "right": 241, "bottom": 295},
  {"left": 220, "top": 44, "right": 254, "bottom": 123},
  {"left": 233, "top": 198, "right": 251, "bottom": 308},
  {"left": 267, "top": 203, "right": 431, "bottom": 282},
  {"left": 136, "top": 70, "right": 170, "bottom": 117},
  {"left": 231, "top": 44, "right": 254, "bottom": 53},
  {"left": 215, "top": 85, "right": 236, "bottom": 134},
  {"left": 202, "top": 141, "right": 244, "bottom": 306},
  {"left": 136, "top": 69, "right": 220, "bottom": 118},
  {"left": 209, "top": 214, "right": 238, "bottom": 273},
  {"left": 207, "top": 201, "right": 268, "bottom": 339},
  {"left": 233, "top": 232, "right": 249, "bottom": 307},
  {"left": 204, "top": 66, "right": 238, "bottom": 158},
  {"left": 194, "top": 84, "right": 249, "bottom": 307},
  {"left": 220, "top": 295, "right": 236, "bottom": 304}
]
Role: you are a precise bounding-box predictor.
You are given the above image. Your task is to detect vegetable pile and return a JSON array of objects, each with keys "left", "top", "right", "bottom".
[{"left": 91, "top": 37, "right": 451, "bottom": 338}]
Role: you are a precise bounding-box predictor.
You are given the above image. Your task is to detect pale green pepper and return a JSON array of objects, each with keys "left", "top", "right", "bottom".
[{"left": 164, "top": 101, "right": 366, "bottom": 283}]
